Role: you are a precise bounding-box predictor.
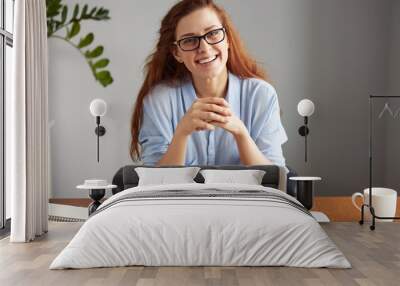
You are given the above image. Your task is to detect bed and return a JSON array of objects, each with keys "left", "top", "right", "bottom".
[{"left": 49, "top": 165, "right": 351, "bottom": 269}]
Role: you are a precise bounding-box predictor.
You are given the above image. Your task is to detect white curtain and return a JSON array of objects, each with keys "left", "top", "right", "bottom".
[{"left": 8, "top": 0, "right": 49, "bottom": 242}]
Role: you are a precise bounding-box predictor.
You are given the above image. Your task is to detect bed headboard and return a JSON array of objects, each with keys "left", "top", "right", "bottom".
[{"left": 111, "top": 165, "right": 297, "bottom": 195}]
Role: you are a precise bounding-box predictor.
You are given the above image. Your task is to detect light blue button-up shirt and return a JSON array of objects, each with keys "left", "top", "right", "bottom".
[{"left": 139, "top": 72, "right": 288, "bottom": 166}]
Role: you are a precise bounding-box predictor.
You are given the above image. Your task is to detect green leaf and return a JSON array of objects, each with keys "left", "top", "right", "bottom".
[
  {"left": 77, "top": 33, "right": 94, "bottom": 48},
  {"left": 81, "top": 4, "right": 88, "bottom": 18},
  {"left": 89, "top": 7, "right": 97, "bottom": 17},
  {"left": 72, "top": 4, "right": 79, "bottom": 20},
  {"left": 94, "top": 7, "right": 110, "bottom": 20},
  {"left": 67, "top": 21, "right": 80, "bottom": 39},
  {"left": 85, "top": 46, "right": 104, "bottom": 58},
  {"left": 93, "top": 59, "right": 109, "bottom": 69},
  {"left": 96, "top": 70, "right": 110, "bottom": 79},
  {"left": 47, "top": 0, "right": 62, "bottom": 18},
  {"left": 95, "top": 7, "right": 102, "bottom": 16},
  {"left": 96, "top": 71, "right": 113, "bottom": 87},
  {"left": 61, "top": 6, "right": 68, "bottom": 24}
]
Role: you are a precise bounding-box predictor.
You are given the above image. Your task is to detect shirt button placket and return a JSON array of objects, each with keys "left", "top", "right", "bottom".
[{"left": 208, "top": 131, "right": 215, "bottom": 165}]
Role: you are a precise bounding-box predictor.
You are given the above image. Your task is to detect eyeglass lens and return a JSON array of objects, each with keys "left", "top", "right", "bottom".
[{"left": 179, "top": 28, "right": 225, "bottom": 51}]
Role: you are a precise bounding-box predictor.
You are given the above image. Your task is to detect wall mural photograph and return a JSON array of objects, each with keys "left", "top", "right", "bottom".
[{"left": 2, "top": 0, "right": 400, "bottom": 284}]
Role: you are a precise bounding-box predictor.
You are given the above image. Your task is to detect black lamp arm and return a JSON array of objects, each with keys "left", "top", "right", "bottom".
[
  {"left": 298, "top": 116, "right": 310, "bottom": 162},
  {"left": 93, "top": 116, "right": 106, "bottom": 162}
]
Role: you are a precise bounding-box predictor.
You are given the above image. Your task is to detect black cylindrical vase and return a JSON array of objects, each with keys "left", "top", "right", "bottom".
[{"left": 296, "top": 181, "right": 314, "bottom": 210}]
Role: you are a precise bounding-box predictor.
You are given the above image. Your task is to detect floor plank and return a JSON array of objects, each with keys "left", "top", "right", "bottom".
[{"left": 0, "top": 222, "right": 399, "bottom": 286}]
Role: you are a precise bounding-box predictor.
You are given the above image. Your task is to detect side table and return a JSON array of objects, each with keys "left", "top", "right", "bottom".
[
  {"left": 289, "top": 176, "right": 328, "bottom": 222},
  {"left": 288, "top": 176, "right": 322, "bottom": 210},
  {"left": 77, "top": 181, "right": 116, "bottom": 215}
]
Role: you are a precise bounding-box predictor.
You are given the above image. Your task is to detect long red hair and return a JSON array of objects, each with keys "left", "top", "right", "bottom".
[{"left": 130, "top": 0, "right": 268, "bottom": 160}]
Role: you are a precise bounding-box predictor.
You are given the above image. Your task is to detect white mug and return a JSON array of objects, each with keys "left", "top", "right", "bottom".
[{"left": 352, "top": 187, "right": 397, "bottom": 222}]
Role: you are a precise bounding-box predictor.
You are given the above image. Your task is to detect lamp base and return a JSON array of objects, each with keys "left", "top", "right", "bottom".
[
  {"left": 95, "top": 126, "right": 106, "bottom": 136},
  {"left": 298, "top": 126, "right": 309, "bottom": 136}
]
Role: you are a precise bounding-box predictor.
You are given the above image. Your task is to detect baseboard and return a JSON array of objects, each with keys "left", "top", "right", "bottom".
[
  {"left": 49, "top": 197, "right": 400, "bottom": 222},
  {"left": 312, "top": 196, "right": 400, "bottom": 222},
  {"left": 49, "top": 198, "right": 91, "bottom": 207}
]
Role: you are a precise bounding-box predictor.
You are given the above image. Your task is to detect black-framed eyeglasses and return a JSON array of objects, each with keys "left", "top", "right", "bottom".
[{"left": 174, "top": 27, "right": 226, "bottom": 51}]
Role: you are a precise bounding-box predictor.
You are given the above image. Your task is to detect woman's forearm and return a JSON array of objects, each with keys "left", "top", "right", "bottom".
[
  {"left": 157, "top": 128, "right": 273, "bottom": 166},
  {"left": 157, "top": 132, "right": 189, "bottom": 166},
  {"left": 234, "top": 131, "right": 273, "bottom": 165}
]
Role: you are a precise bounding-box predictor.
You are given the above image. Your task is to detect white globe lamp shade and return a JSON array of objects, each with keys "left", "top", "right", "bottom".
[
  {"left": 90, "top": 99, "right": 107, "bottom": 117},
  {"left": 297, "top": 99, "right": 315, "bottom": 117}
]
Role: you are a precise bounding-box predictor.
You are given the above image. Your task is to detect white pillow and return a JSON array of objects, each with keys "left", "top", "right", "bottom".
[
  {"left": 200, "top": 169, "right": 266, "bottom": 185},
  {"left": 135, "top": 167, "right": 200, "bottom": 186}
]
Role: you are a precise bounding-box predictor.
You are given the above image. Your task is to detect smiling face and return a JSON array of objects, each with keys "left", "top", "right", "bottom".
[{"left": 173, "top": 7, "right": 229, "bottom": 81}]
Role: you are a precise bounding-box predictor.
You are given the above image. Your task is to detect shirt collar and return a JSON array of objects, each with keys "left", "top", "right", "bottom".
[{"left": 181, "top": 72, "right": 241, "bottom": 117}]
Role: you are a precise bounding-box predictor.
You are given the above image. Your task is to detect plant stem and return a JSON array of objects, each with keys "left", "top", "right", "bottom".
[
  {"left": 51, "top": 22, "right": 70, "bottom": 35},
  {"left": 50, "top": 34, "right": 96, "bottom": 77}
]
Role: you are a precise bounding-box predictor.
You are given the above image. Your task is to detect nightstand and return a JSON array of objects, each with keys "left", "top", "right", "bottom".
[
  {"left": 77, "top": 180, "right": 116, "bottom": 215},
  {"left": 289, "top": 177, "right": 329, "bottom": 222},
  {"left": 288, "top": 176, "right": 321, "bottom": 210}
]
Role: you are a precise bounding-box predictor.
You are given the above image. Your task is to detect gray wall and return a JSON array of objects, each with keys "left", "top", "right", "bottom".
[
  {"left": 48, "top": 0, "right": 397, "bottom": 198},
  {"left": 385, "top": 0, "right": 400, "bottom": 191}
]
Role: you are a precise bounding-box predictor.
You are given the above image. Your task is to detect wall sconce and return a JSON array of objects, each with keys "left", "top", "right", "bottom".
[
  {"left": 297, "top": 99, "right": 315, "bottom": 162},
  {"left": 89, "top": 99, "right": 107, "bottom": 162}
]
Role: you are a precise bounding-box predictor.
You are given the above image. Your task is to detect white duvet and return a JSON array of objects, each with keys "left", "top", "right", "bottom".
[{"left": 50, "top": 183, "right": 351, "bottom": 269}]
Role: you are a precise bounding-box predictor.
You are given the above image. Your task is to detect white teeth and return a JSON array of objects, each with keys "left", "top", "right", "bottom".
[{"left": 198, "top": 55, "right": 217, "bottom": 64}]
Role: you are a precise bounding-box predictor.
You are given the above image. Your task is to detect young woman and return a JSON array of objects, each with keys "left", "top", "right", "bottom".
[{"left": 130, "top": 0, "right": 287, "bottom": 166}]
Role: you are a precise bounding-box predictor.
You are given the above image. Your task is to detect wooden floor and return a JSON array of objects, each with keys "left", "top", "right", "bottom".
[{"left": 0, "top": 222, "right": 399, "bottom": 286}]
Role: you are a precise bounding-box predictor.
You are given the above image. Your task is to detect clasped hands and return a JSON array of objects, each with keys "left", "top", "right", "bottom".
[{"left": 176, "top": 97, "right": 247, "bottom": 138}]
